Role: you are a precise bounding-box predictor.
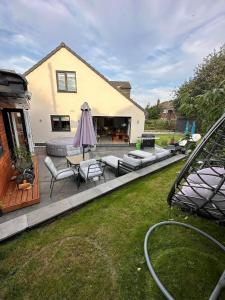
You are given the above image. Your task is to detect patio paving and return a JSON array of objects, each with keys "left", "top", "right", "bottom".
[
  {"left": 0, "top": 145, "right": 137, "bottom": 224},
  {"left": 0, "top": 152, "right": 186, "bottom": 241}
]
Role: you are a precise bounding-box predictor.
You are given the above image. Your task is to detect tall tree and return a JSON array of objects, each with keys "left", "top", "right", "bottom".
[
  {"left": 175, "top": 45, "right": 225, "bottom": 132},
  {"left": 146, "top": 104, "right": 161, "bottom": 119}
]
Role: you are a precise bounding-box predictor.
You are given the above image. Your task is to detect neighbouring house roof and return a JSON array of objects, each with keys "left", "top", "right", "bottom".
[
  {"left": 110, "top": 81, "right": 131, "bottom": 98},
  {"left": 110, "top": 81, "right": 131, "bottom": 89},
  {"left": 24, "top": 42, "right": 144, "bottom": 112},
  {"left": 158, "top": 100, "right": 175, "bottom": 110}
]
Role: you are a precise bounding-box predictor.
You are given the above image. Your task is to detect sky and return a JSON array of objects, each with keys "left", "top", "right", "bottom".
[{"left": 0, "top": 0, "right": 225, "bottom": 108}]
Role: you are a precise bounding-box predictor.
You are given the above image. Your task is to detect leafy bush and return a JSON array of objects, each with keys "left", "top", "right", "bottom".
[
  {"left": 145, "top": 119, "right": 176, "bottom": 131},
  {"left": 145, "top": 104, "right": 161, "bottom": 119},
  {"left": 14, "top": 147, "right": 32, "bottom": 174},
  {"left": 175, "top": 45, "right": 225, "bottom": 133}
]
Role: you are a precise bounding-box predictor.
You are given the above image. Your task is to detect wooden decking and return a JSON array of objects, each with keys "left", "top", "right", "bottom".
[{"left": 1, "top": 156, "right": 40, "bottom": 213}]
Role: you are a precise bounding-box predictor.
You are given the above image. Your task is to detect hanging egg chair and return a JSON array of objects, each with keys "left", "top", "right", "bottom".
[{"left": 168, "top": 113, "right": 225, "bottom": 222}]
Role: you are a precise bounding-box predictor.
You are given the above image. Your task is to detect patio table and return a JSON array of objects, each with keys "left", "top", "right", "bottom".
[{"left": 66, "top": 153, "right": 90, "bottom": 167}]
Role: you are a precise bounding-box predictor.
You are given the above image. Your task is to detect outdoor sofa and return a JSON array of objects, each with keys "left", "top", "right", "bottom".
[{"left": 101, "top": 147, "right": 172, "bottom": 176}]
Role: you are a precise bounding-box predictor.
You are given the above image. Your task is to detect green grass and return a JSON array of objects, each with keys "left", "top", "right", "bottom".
[
  {"left": 156, "top": 133, "right": 183, "bottom": 147},
  {"left": 0, "top": 161, "right": 225, "bottom": 300}
]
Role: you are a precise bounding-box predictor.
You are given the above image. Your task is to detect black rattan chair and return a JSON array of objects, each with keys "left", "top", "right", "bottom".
[{"left": 168, "top": 113, "right": 225, "bottom": 223}]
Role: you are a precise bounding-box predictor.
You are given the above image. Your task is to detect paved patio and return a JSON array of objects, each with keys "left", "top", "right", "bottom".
[
  {"left": 0, "top": 145, "right": 137, "bottom": 223},
  {"left": 0, "top": 153, "right": 185, "bottom": 241}
]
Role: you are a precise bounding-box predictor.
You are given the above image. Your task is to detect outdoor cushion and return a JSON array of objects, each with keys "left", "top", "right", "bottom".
[
  {"left": 56, "top": 168, "right": 77, "bottom": 180},
  {"left": 155, "top": 146, "right": 165, "bottom": 153},
  {"left": 44, "top": 156, "right": 76, "bottom": 179},
  {"left": 141, "top": 155, "right": 157, "bottom": 164},
  {"left": 66, "top": 145, "right": 81, "bottom": 156},
  {"left": 80, "top": 159, "right": 97, "bottom": 168},
  {"left": 187, "top": 167, "right": 225, "bottom": 186},
  {"left": 123, "top": 155, "right": 142, "bottom": 167},
  {"left": 101, "top": 155, "right": 121, "bottom": 169},
  {"left": 155, "top": 149, "right": 171, "bottom": 159},
  {"left": 178, "top": 183, "right": 214, "bottom": 199},
  {"left": 80, "top": 164, "right": 103, "bottom": 179},
  {"left": 128, "top": 150, "right": 152, "bottom": 158},
  {"left": 44, "top": 156, "right": 58, "bottom": 177}
]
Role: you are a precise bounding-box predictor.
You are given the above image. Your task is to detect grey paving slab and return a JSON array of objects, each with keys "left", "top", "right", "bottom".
[
  {"left": 27, "top": 199, "right": 72, "bottom": 227},
  {"left": 95, "top": 178, "right": 124, "bottom": 195},
  {"left": 118, "top": 172, "right": 140, "bottom": 183},
  {"left": 0, "top": 215, "right": 28, "bottom": 241},
  {"left": 67, "top": 187, "right": 101, "bottom": 208},
  {"left": 0, "top": 151, "right": 186, "bottom": 242}
]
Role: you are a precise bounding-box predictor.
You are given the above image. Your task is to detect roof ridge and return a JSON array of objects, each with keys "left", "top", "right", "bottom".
[{"left": 24, "top": 42, "right": 144, "bottom": 112}]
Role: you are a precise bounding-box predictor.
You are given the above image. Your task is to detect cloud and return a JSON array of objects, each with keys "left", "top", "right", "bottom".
[
  {"left": 133, "top": 87, "right": 175, "bottom": 107},
  {"left": 0, "top": 0, "right": 225, "bottom": 107},
  {"left": 0, "top": 55, "right": 36, "bottom": 73}
]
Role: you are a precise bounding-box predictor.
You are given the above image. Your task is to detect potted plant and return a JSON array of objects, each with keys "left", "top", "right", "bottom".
[
  {"left": 14, "top": 147, "right": 33, "bottom": 173},
  {"left": 14, "top": 147, "right": 35, "bottom": 186}
]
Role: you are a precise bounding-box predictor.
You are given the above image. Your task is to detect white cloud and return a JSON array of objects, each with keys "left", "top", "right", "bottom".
[
  {"left": 0, "top": 0, "right": 225, "bottom": 108},
  {"left": 0, "top": 55, "right": 36, "bottom": 73},
  {"left": 133, "top": 87, "right": 175, "bottom": 107}
]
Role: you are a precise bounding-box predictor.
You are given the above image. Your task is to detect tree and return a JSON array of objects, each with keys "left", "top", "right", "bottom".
[
  {"left": 145, "top": 104, "right": 161, "bottom": 119},
  {"left": 175, "top": 45, "right": 225, "bottom": 132}
]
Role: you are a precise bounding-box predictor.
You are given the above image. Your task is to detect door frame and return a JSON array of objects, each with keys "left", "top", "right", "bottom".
[{"left": 2, "top": 108, "right": 29, "bottom": 156}]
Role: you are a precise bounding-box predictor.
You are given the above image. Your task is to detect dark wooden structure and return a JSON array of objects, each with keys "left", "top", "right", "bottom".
[{"left": 0, "top": 69, "right": 39, "bottom": 213}]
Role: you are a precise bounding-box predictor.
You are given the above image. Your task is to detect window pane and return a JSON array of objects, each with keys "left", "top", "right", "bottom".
[
  {"left": 52, "top": 120, "right": 61, "bottom": 131},
  {"left": 67, "top": 73, "right": 76, "bottom": 91},
  {"left": 61, "top": 116, "right": 70, "bottom": 121},
  {"left": 57, "top": 73, "right": 66, "bottom": 90},
  {"left": 52, "top": 116, "right": 60, "bottom": 121},
  {"left": 61, "top": 120, "right": 70, "bottom": 131},
  {"left": 51, "top": 115, "right": 70, "bottom": 131}
]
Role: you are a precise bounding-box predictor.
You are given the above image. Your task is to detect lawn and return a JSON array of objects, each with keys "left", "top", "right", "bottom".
[
  {"left": 0, "top": 161, "right": 225, "bottom": 300},
  {"left": 156, "top": 133, "right": 183, "bottom": 147}
]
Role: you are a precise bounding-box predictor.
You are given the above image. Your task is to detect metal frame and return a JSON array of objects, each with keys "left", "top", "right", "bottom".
[
  {"left": 45, "top": 164, "right": 78, "bottom": 197},
  {"left": 56, "top": 70, "right": 77, "bottom": 93},
  {"left": 78, "top": 161, "right": 106, "bottom": 188},
  {"left": 168, "top": 113, "right": 225, "bottom": 222},
  {"left": 118, "top": 153, "right": 173, "bottom": 176}
]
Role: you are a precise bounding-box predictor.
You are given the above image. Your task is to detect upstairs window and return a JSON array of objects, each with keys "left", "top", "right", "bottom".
[
  {"left": 51, "top": 115, "right": 70, "bottom": 131},
  {"left": 56, "top": 71, "right": 77, "bottom": 92}
]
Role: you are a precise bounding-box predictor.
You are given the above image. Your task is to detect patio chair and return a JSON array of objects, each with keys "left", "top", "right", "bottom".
[
  {"left": 78, "top": 159, "right": 106, "bottom": 187},
  {"left": 44, "top": 156, "right": 78, "bottom": 197},
  {"left": 66, "top": 145, "right": 81, "bottom": 156}
]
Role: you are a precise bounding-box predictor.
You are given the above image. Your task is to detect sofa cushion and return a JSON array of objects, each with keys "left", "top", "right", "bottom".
[
  {"left": 141, "top": 155, "right": 157, "bottom": 164},
  {"left": 156, "top": 149, "right": 171, "bottom": 159},
  {"left": 101, "top": 156, "right": 121, "bottom": 169},
  {"left": 123, "top": 155, "right": 142, "bottom": 167},
  {"left": 128, "top": 150, "right": 152, "bottom": 158}
]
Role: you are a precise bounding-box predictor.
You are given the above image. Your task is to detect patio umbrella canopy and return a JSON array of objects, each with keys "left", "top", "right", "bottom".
[{"left": 74, "top": 102, "right": 96, "bottom": 159}]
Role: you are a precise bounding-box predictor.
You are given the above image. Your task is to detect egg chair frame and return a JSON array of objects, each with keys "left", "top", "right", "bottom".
[{"left": 168, "top": 113, "right": 225, "bottom": 223}]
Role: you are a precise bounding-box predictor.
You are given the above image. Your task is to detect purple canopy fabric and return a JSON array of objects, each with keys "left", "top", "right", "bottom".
[{"left": 73, "top": 102, "right": 96, "bottom": 152}]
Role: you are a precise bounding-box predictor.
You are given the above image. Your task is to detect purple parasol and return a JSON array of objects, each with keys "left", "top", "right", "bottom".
[{"left": 74, "top": 102, "right": 96, "bottom": 159}]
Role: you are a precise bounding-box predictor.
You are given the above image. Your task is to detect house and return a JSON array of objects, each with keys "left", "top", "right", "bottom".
[
  {"left": 24, "top": 42, "right": 145, "bottom": 145},
  {"left": 0, "top": 69, "right": 39, "bottom": 213},
  {"left": 157, "top": 99, "right": 176, "bottom": 120}
]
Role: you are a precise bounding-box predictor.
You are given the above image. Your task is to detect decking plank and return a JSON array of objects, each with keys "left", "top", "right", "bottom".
[{"left": 2, "top": 156, "right": 40, "bottom": 213}]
